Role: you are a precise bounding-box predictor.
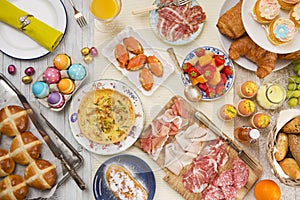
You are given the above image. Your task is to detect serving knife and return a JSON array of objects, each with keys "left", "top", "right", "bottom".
[{"left": 0, "top": 73, "right": 86, "bottom": 190}]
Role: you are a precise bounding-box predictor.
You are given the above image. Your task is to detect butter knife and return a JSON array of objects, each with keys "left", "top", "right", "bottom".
[
  {"left": 132, "top": 2, "right": 172, "bottom": 15},
  {"left": 0, "top": 73, "right": 86, "bottom": 190},
  {"left": 195, "top": 111, "right": 260, "bottom": 170}
]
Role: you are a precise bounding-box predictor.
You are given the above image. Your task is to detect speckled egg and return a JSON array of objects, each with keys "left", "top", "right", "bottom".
[
  {"left": 32, "top": 81, "right": 50, "bottom": 98},
  {"left": 67, "top": 64, "right": 86, "bottom": 80},
  {"left": 53, "top": 54, "right": 71, "bottom": 70},
  {"left": 57, "top": 78, "right": 75, "bottom": 94},
  {"left": 43, "top": 67, "right": 61, "bottom": 84},
  {"left": 47, "top": 91, "right": 65, "bottom": 108}
]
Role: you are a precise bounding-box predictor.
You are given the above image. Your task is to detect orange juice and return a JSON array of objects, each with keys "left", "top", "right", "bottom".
[{"left": 90, "top": 0, "right": 120, "bottom": 20}]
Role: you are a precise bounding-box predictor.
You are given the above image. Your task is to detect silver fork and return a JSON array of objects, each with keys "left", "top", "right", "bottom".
[
  {"left": 194, "top": 111, "right": 261, "bottom": 171},
  {"left": 68, "top": 0, "right": 87, "bottom": 28},
  {"left": 132, "top": 0, "right": 191, "bottom": 15}
]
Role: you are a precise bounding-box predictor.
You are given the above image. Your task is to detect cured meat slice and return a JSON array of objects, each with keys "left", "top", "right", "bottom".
[
  {"left": 201, "top": 185, "right": 225, "bottom": 200},
  {"left": 183, "top": 165, "right": 208, "bottom": 193},
  {"left": 213, "top": 169, "right": 234, "bottom": 187},
  {"left": 232, "top": 158, "right": 249, "bottom": 189},
  {"left": 221, "top": 185, "right": 237, "bottom": 200}
]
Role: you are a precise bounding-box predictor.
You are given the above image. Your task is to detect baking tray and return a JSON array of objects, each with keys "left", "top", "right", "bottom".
[{"left": 0, "top": 73, "right": 84, "bottom": 199}]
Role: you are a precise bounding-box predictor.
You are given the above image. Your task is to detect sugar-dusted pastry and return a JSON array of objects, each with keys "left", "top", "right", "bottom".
[
  {"left": 0, "top": 105, "right": 28, "bottom": 137},
  {"left": 290, "top": 2, "right": 300, "bottom": 28},
  {"left": 10, "top": 131, "right": 42, "bottom": 165},
  {"left": 114, "top": 43, "right": 129, "bottom": 68},
  {"left": 253, "top": 0, "right": 281, "bottom": 23},
  {"left": 0, "top": 149, "right": 15, "bottom": 177},
  {"left": 0, "top": 174, "right": 28, "bottom": 200},
  {"left": 217, "top": 0, "right": 245, "bottom": 39},
  {"left": 229, "top": 35, "right": 277, "bottom": 78},
  {"left": 278, "top": 0, "right": 300, "bottom": 9},
  {"left": 268, "top": 17, "right": 297, "bottom": 45},
  {"left": 123, "top": 36, "right": 143, "bottom": 55},
  {"left": 24, "top": 159, "right": 56, "bottom": 190}
]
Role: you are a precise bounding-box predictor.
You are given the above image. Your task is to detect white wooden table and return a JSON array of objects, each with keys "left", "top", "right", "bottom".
[{"left": 1, "top": 0, "right": 300, "bottom": 199}]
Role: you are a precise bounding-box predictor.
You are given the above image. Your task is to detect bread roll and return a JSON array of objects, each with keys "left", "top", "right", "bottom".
[
  {"left": 282, "top": 115, "right": 300, "bottom": 133},
  {"left": 0, "top": 149, "right": 15, "bottom": 177},
  {"left": 288, "top": 134, "right": 300, "bottom": 166},
  {"left": 0, "top": 174, "right": 28, "bottom": 200},
  {"left": 0, "top": 105, "right": 28, "bottom": 137},
  {"left": 10, "top": 132, "right": 42, "bottom": 165},
  {"left": 24, "top": 159, "right": 56, "bottom": 190},
  {"left": 274, "top": 132, "right": 289, "bottom": 161},
  {"left": 279, "top": 158, "right": 300, "bottom": 180},
  {"left": 106, "top": 164, "right": 148, "bottom": 200}
]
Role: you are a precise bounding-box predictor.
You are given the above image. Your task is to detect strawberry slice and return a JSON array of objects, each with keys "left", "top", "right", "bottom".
[
  {"left": 206, "top": 87, "right": 216, "bottom": 98},
  {"left": 182, "top": 62, "right": 193, "bottom": 73},
  {"left": 214, "top": 55, "right": 225, "bottom": 67},
  {"left": 188, "top": 67, "right": 200, "bottom": 78},
  {"left": 203, "top": 64, "right": 216, "bottom": 81},
  {"left": 216, "top": 84, "right": 226, "bottom": 96},
  {"left": 222, "top": 65, "right": 233, "bottom": 76}
]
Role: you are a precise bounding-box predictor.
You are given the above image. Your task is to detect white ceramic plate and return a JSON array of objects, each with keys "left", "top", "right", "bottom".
[
  {"left": 102, "top": 26, "right": 174, "bottom": 96},
  {"left": 242, "top": 0, "right": 300, "bottom": 54},
  {"left": 0, "top": 0, "right": 67, "bottom": 59},
  {"left": 68, "top": 79, "right": 145, "bottom": 155},
  {"left": 218, "top": 0, "right": 291, "bottom": 72},
  {"left": 149, "top": 0, "right": 205, "bottom": 45}
]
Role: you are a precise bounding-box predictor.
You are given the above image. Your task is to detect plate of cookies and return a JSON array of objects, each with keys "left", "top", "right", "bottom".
[
  {"left": 68, "top": 79, "right": 145, "bottom": 155},
  {"left": 242, "top": 0, "right": 300, "bottom": 54}
]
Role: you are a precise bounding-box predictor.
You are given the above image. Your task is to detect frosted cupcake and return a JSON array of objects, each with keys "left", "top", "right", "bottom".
[
  {"left": 249, "top": 112, "right": 271, "bottom": 129},
  {"left": 238, "top": 81, "right": 258, "bottom": 98},
  {"left": 278, "top": 0, "right": 300, "bottom": 9},
  {"left": 253, "top": 0, "right": 281, "bottom": 23},
  {"left": 290, "top": 2, "right": 300, "bottom": 28},
  {"left": 218, "top": 104, "right": 237, "bottom": 121},
  {"left": 237, "top": 99, "right": 256, "bottom": 117},
  {"left": 268, "top": 18, "right": 297, "bottom": 45}
]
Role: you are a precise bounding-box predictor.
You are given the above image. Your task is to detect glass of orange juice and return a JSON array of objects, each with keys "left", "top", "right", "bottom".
[{"left": 88, "top": 0, "right": 122, "bottom": 32}]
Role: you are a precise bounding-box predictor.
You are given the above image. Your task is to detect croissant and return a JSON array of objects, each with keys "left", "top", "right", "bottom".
[
  {"left": 278, "top": 50, "right": 300, "bottom": 60},
  {"left": 0, "top": 105, "right": 28, "bottom": 137},
  {"left": 217, "top": 0, "right": 245, "bottom": 39},
  {"left": 229, "top": 35, "right": 277, "bottom": 78},
  {"left": 0, "top": 174, "right": 28, "bottom": 200},
  {"left": 24, "top": 159, "right": 56, "bottom": 190},
  {"left": 0, "top": 149, "right": 15, "bottom": 177},
  {"left": 10, "top": 131, "right": 42, "bottom": 165}
]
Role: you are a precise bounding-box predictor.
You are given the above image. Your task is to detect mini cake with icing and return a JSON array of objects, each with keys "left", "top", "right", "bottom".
[
  {"left": 253, "top": 0, "right": 281, "bottom": 23},
  {"left": 57, "top": 78, "right": 75, "bottom": 94},
  {"left": 290, "top": 2, "right": 300, "bottom": 28},
  {"left": 53, "top": 54, "right": 71, "bottom": 70},
  {"left": 268, "top": 17, "right": 297, "bottom": 45},
  {"left": 218, "top": 104, "right": 237, "bottom": 121},
  {"left": 239, "top": 81, "right": 258, "bottom": 98},
  {"left": 278, "top": 0, "right": 300, "bottom": 9},
  {"left": 249, "top": 112, "right": 271, "bottom": 129},
  {"left": 237, "top": 99, "right": 256, "bottom": 117},
  {"left": 47, "top": 91, "right": 65, "bottom": 108}
]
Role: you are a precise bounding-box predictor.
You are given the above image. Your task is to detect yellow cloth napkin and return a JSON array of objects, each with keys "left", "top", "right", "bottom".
[{"left": 0, "top": 0, "right": 63, "bottom": 52}]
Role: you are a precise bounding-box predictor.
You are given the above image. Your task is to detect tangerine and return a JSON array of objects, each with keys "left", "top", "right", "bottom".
[{"left": 254, "top": 179, "right": 281, "bottom": 200}]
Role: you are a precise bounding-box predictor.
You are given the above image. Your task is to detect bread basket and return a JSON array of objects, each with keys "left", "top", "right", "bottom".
[{"left": 267, "top": 109, "right": 300, "bottom": 187}]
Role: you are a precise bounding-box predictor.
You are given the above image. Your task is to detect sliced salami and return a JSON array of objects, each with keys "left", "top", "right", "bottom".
[
  {"left": 221, "top": 185, "right": 237, "bottom": 200},
  {"left": 232, "top": 157, "right": 250, "bottom": 189},
  {"left": 202, "top": 185, "right": 225, "bottom": 200},
  {"left": 213, "top": 169, "right": 234, "bottom": 187}
]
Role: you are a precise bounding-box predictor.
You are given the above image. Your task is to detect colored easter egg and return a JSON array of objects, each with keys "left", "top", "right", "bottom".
[
  {"left": 22, "top": 75, "right": 32, "bottom": 84},
  {"left": 57, "top": 78, "right": 75, "bottom": 94},
  {"left": 67, "top": 64, "right": 86, "bottom": 80},
  {"left": 32, "top": 81, "right": 50, "bottom": 98},
  {"left": 7, "top": 64, "right": 16, "bottom": 75},
  {"left": 43, "top": 67, "right": 61, "bottom": 84},
  {"left": 53, "top": 54, "right": 71, "bottom": 70},
  {"left": 25, "top": 67, "right": 35, "bottom": 76},
  {"left": 47, "top": 91, "right": 65, "bottom": 108}
]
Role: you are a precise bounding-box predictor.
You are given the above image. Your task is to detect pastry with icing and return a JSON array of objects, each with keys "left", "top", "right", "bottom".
[
  {"left": 290, "top": 2, "right": 300, "bottom": 28},
  {"left": 268, "top": 17, "right": 297, "bottom": 45},
  {"left": 278, "top": 0, "right": 300, "bottom": 9},
  {"left": 253, "top": 0, "right": 281, "bottom": 23}
]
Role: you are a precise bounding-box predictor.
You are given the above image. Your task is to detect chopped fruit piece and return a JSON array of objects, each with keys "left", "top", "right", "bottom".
[
  {"left": 198, "top": 83, "right": 208, "bottom": 91},
  {"left": 195, "top": 48, "right": 205, "bottom": 57},
  {"left": 214, "top": 55, "right": 225, "bottom": 66},
  {"left": 222, "top": 65, "right": 233, "bottom": 76},
  {"left": 188, "top": 67, "right": 200, "bottom": 78},
  {"left": 206, "top": 87, "right": 216, "bottom": 98},
  {"left": 220, "top": 73, "right": 227, "bottom": 84},
  {"left": 203, "top": 65, "right": 216, "bottom": 81},
  {"left": 182, "top": 62, "right": 193, "bottom": 73},
  {"left": 216, "top": 84, "right": 226, "bottom": 96}
]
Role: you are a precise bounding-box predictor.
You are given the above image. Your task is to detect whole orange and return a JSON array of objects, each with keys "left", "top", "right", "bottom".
[{"left": 254, "top": 179, "right": 281, "bottom": 200}]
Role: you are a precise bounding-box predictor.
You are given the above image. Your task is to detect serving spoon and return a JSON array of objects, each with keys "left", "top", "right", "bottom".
[{"left": 167, "top": 48, "right": 202, "bottom": 102}]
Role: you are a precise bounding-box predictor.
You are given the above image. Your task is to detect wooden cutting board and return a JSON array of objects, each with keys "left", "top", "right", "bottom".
[{"left": 135, "top": 96, "right": 263, "bottom": 200}]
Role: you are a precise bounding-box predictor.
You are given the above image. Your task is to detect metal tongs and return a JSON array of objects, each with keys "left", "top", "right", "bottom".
[
  {"left": 132, "top": 0, "right": 190, "bottom": 15},
  {"left": 0, "top": 73, "right": 86, "bottom": 190}
]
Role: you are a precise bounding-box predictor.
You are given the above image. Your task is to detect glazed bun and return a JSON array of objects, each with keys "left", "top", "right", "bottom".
[
  {"left": 290, "top": 2, "right": 300, "bottom": 28},
  {"left": 0, "top": 149, "right": 15, "bottom": 177},
  {"left": 278, "top": 0, "right": 300, "bottom": 9},
  {"left": 10, "top": 132, "right": 42, "bottom": 165},
  {"left": 0, "top": 174, "right": 29, "bottom": 200},
  {"left": 268, "top": 17, "right": 297, "bottom": 45},
  {"left": 0, "top": 105, "right": 28, "bottom": 137},
  {"left": 24, "top": 159, "right": 56, "bottom": 190},
  {"left": 253, "top": 0, "right": 281, "bottom": 23}
]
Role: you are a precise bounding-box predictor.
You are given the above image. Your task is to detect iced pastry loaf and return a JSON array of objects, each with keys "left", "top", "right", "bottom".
[{"left": 106, "top": 164, "right": 148, "bottom": 200}]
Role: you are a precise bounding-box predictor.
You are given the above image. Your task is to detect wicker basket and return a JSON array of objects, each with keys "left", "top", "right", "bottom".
[{"left": 267, "top": 109, "right": 300, "bottom": 187}]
